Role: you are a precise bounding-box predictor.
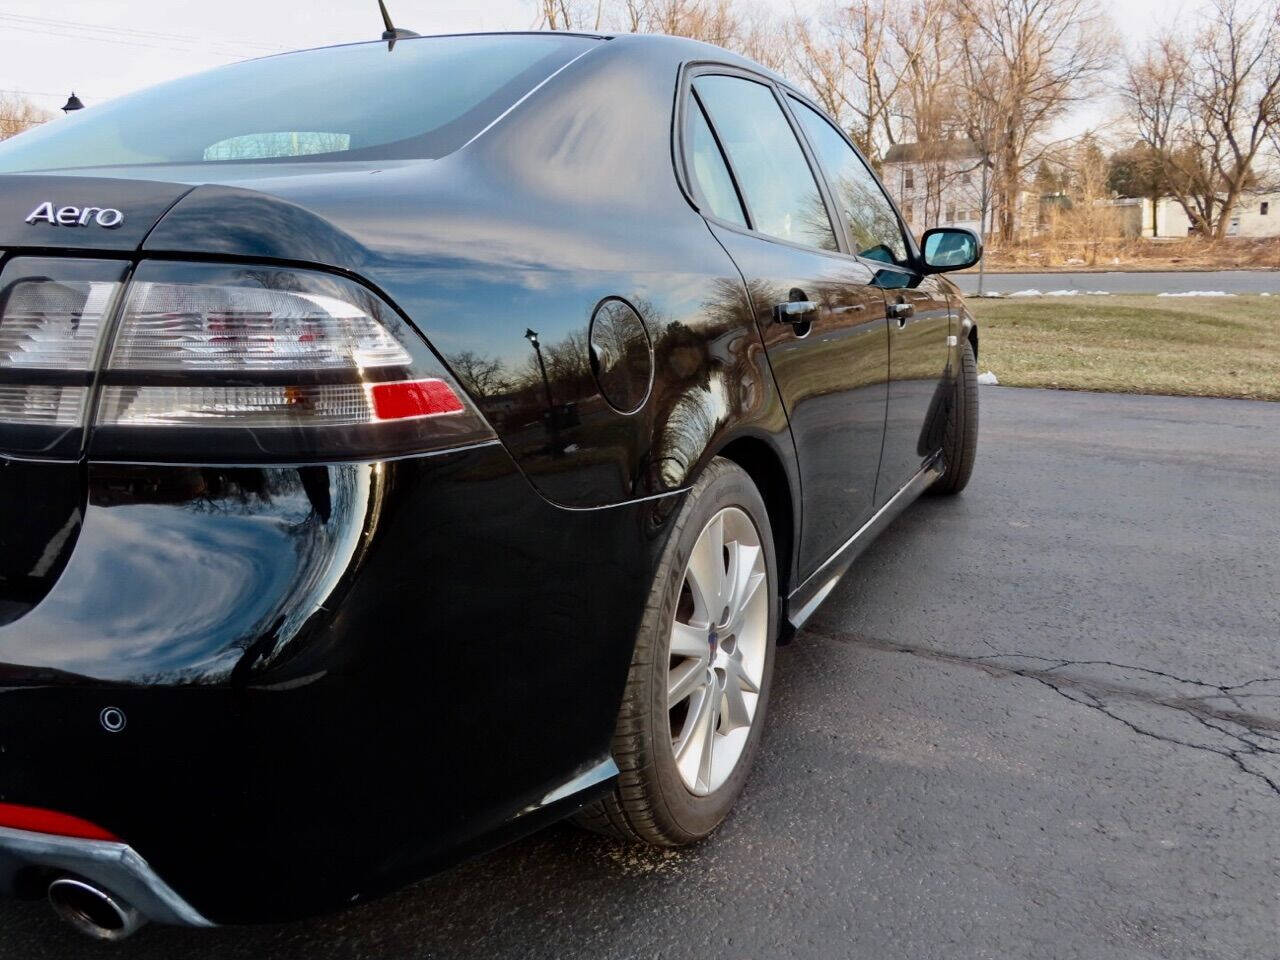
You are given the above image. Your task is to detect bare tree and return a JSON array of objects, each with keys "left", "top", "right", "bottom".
[
  {"left": 952, "top": 0, "right": 1114, "bottom": 242},
  {"left": 840, "top": 0, "right": 931, "bottom": 158},
  {"left": 538, "top": 0, "right": 785, "bottom": 69},
  {"left": 895, "top": 0, "right": 961, "bottom": 222},
  {"left": 952, "top": 22, "right": 1012, "bottom": 293},
  {"left": 784, "top": 0, "right": 943, "bottom": 161},
  {"left": 0, "top": 94, "right": 51, "bottom": 141},
  {"left": 786, "top": 12, "right": 856, "bottom": 131},
  {"left": 447, "top": 351, "right": 510, "bottom": 400},
  {"left": 624, "top": 0, "right": 783, "bottom": 66},
  {"left": 534, "top": 0, "right": 604, "bottom": 30},
  {"left": 1123, "top": 0, "right": 1280, "bottom": 238},
  {"left": 1047, "top": 135, "right": 1119, "bottom": 265}
]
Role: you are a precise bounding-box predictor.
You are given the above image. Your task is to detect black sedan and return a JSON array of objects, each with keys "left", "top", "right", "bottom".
[{"left": 0, "top": 30, "right": 981, "bottom": 939}]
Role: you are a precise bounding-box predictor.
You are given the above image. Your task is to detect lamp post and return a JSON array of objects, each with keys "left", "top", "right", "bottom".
[
  {"left": 525, "top": 328, "right": 565, "bottom": 457},
  {"left": 60, "top": 93, "right": 84, "bottom": 113},
  {"left": 524, "top": 328, "right": 554, "bottom": 409}
]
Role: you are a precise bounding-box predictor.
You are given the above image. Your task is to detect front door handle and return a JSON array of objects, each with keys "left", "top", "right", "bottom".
[
  {"left": 889, "top": 301, "right": 914, "bottom": 326},
  {"left": 772, "top": 300, "right": 817, "bottom": 336}
]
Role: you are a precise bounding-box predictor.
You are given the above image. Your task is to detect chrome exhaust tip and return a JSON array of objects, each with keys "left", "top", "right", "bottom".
[{"left": 48, "top": 877, "right": 146, "bottom": 941}]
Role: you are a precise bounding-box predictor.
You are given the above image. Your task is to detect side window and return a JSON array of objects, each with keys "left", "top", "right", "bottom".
[
  {"left": 693, "top": 75, "right": 837, "bottom": 252},
  {"left": 686, "top": 97, "right": 747, "bottom": 227},
  {"left": 789, "top": 96, "right": 909, "bottom": 266}
]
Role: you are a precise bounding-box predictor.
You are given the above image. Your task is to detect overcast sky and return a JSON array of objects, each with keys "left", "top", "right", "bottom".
[{"left": 2, "top": 0, "right": 1215, "bottom": 134}]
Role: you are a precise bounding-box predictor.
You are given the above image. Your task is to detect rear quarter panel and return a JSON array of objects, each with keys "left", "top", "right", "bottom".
[{"left": 141, "top": 39, "right": 796, "bottom": 513}]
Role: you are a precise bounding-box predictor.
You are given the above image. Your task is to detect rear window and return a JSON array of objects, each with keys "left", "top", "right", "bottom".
[{"left": 0, "top": 33, "right": 596, "bottom": 174}]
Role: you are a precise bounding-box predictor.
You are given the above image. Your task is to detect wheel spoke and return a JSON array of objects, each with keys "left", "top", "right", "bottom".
[
  {"left": 685, "top": 513, "right": 726, "bottom": 623},
  {"left": 728, "top": 570, "right": 765, "bottom": 635},
  {"left": 696, "top": 681, "right": 719, "bottom": 790},
  {"left": 720, "top": 669, "right": 752, "bottom": 731},
  {"left": 726, "top": 653, "right": 760, "bottom": 694},
  {"left": 675, "top": 682, "right": 715, "bottom": 786},
  {"left": 731, "top": 541, "right": 757, "bottom": 588},
  {"left": 668, "top": 659, "right": 706, "bottom": 706},
  {"left": 670, "top": 620, "right": 709, "bottom": 660}
]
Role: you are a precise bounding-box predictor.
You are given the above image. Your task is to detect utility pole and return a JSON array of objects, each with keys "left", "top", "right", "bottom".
[{"left": 977, "top": 147, "right": 990, "bottom": 297}]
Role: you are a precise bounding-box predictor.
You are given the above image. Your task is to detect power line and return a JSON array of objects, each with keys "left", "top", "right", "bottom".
[
  {"left": 0, "top": 22, "right": 286, "bottom": 59},
  {"left": 0, "top": 12, "right": 289, "bottom": 55}
]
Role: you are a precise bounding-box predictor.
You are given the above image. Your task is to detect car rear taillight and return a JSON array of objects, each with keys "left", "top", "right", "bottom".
[
  {"left": 0, "top": 802, "right": 120, "bottom": 842},
  {"left": 1, "top": 258, "right": 492, "bottom": 463},
  {"left": 0, "top": 258, "right": 128, "bottom": 458}
]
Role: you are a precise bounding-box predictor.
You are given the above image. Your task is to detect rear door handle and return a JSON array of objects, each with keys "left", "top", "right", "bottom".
[
  {"left": 889, "top": 301, "right": 914, "bottom": 326},
  {"left": 772, "top": 300, "right": 817, "bottom": 336}
]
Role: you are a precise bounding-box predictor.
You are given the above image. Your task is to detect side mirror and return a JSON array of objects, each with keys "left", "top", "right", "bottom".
[{"left": 920, "top": 227, "right": 982, "bottom": 273}]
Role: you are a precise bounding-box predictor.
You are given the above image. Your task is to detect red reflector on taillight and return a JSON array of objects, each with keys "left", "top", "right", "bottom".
[
  {"left": 369, "top": 378, "right": 465, "bottom": 421},
  {"left": 0, "top": 802, "right": 119, "bottom": 841}
]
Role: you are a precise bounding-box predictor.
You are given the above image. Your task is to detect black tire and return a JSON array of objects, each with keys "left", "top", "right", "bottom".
[
  {"left": 930, "top": 336, "right": 978, "bottom": 496},
  {"left": 575, "top": 457, "right": 778, "bottom": 845}
]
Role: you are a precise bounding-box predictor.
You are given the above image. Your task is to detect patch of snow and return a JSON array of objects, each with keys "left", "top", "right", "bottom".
[
  {"left": 1262, "top": 292, "right": 1272, "bottom": 297},
  {"left": 1006, "top": 289, "right": 1110, "bottom": 298},
  {"left": 1157, "top": 291, "right": 1237, "bottom": 298},
  {"left": 977, "top": 371, "right": 1000, "bottom": 385}
]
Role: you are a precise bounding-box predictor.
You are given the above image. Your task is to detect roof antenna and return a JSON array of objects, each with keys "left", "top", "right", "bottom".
[{"left": 378, "top": 0, "right": 419, "bottom": 50}]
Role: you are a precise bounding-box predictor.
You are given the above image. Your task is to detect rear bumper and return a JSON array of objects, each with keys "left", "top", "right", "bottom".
[
  {"left": 0, "top": 442, "right": 677, "bottom": 923},
  {"left": 0, "top": 826, "right": 211, "bottom": 927}
]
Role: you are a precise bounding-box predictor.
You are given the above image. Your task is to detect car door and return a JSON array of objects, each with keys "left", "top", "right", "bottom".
[
  {"left": 683, "top": 71, "right": 890, "bottom": 579},
  {"left": 784, "top": 94, "right": 952, "bottom": 507}
]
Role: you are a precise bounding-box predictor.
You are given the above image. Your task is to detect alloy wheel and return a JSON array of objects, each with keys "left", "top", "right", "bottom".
[{"left": 667, "top": 506, "right": 768, "bottom": 796}]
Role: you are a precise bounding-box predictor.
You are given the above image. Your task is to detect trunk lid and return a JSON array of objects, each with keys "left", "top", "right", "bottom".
[
  {"left": 0, "top": 173, "right": 194, "bottom": 252},
  {"left": 0, "top": 175, "right": 196, "bottom": 622}
]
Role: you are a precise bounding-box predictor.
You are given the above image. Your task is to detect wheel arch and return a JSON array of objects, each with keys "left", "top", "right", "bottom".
[{"left": 713, "top": 435, "right": 798, "bottom": 643}]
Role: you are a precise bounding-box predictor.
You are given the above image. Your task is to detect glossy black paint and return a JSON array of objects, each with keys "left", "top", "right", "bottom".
[
  {"left": 0, "top": 32, "right": 977, "bottom": 924},
  {"left": 0, "top": 445, "right": 672, "bottom": 921},
  {"left": 876, "top": 268, "right": 953, "bottom": 504}
]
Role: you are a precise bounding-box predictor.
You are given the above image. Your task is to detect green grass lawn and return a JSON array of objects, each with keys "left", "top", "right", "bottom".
[{"left": 967, "top": 294, "right": 1280, "bottom": 401}]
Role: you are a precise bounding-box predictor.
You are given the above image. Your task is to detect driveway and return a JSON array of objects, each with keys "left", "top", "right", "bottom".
[
  {"left": 954, "top": 269, "right": 1280, "bottom": 295},
  {"left": 4, "top": 387, "right": 1279, "bottom": 959}
]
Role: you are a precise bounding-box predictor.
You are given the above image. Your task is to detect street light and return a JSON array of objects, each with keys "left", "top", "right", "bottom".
[
  {"left": 524, "top": 328, "right": 555, "bottom": 410},
  {"left": 60, "top": 93, "right": 84, "bottom": 113}
]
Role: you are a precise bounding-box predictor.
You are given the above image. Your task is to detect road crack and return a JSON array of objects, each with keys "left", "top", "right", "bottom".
[{"left": 801, "top": 627, "right": 1280, "bottom": 800}]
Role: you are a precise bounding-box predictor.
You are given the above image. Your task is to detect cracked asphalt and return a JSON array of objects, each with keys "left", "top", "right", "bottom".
[{"left": 4, "top": 386, "right": 1279, "bottom": 959}]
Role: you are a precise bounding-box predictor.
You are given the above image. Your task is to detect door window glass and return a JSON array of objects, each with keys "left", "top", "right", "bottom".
[
  {"left": 686, "top": 98, "right": 746, "bottom": 227},
  {"left": 693, "top": 76, "right": 837, "bottom": 251},
  {"left": 789, "top": 97, "right": 909, "bottom": 265}
]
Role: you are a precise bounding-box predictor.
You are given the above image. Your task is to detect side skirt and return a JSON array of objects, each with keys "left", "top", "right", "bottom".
[{"left": 785, "top": 456, "right": 944, "bottom": 631}]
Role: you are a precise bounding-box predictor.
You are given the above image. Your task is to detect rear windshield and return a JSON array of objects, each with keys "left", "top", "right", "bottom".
[{"left": 0, "top": 33, "right": 596, "bottom": 173}]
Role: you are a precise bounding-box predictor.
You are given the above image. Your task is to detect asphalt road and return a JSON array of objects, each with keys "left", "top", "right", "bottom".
[
  {"left": 5, "top": 387, "right": 1280, "bottom": 959},
  {"left": 953, "top": 269, "right": 1280, "bottom": 295}
]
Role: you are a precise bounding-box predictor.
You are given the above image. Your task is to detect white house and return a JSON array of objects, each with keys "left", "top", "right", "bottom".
[
  {"left": 883, "top": 140, "right": 1279, "bottom": 240},
  {"left": 1223, "top": 191, "right": 1276, "bottom": 238},
  {"left": 881, "top": 141, "right": 1035, "bottom": 239},
  {"left": 1138, "top": 192, "right": 1278, "bottom": 238},
  {"left": 882, "top": 141, "right": 988, "bottom": 234}
]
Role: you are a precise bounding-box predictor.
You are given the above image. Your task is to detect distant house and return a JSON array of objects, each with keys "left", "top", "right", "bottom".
[
  {"left": 1131, "top": 192, "right": 1279, "bottom": 238},
  {"left": 881, "top": 140, "right": 1037, "bottom": 239},
  {"left": 1231, "top": 193, "right": 1278, "bottom": 237}
]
